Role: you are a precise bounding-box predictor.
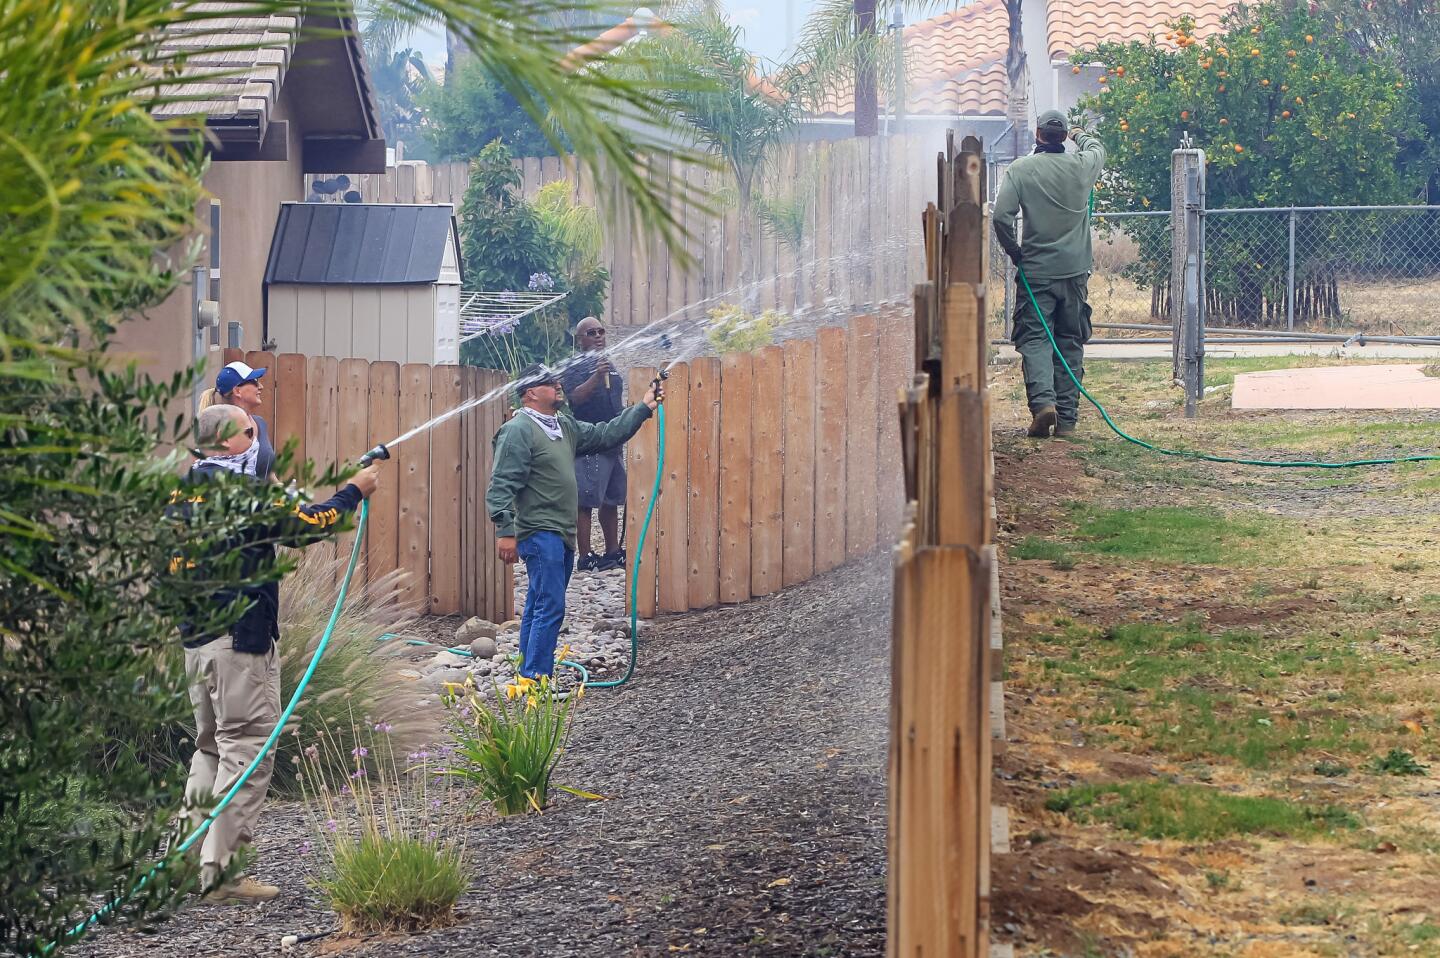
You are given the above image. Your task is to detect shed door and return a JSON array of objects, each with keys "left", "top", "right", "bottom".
[{"left": 435, "top": 283, "right": 460, "bottom": 365}]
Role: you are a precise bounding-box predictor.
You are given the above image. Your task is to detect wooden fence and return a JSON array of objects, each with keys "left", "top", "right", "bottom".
[
  {"left": 619, "top": 307, "right": 912, "bottom": 617},
  {"left": 345, "top": 136, "right": 934, "bottom": 329},
  {"left": 887, "top": 135, "right": 996, "bottom": 956},
  {"left": 220, "top": 348, "right": 514, "bottom": 623}
]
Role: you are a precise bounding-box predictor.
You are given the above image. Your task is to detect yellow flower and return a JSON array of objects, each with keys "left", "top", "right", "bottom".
[
  {"left": 505, "top": 683, "right": 521, "bottom": 701},
  {"left": 574, "top": 684, "right": 586, "bottom": 701},
  {"left": 557, "top": 644, "right": 572, "bottom": 661},
  {"left": 526, "top": 695, "right": 539, "bottom": 710}
]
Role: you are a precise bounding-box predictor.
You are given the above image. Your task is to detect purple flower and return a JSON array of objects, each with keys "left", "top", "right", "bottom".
[
  {"left": 340, "top": 785, "right": 351, "bottom": 795},
  {"left": 350, "top": 767, "right": 367, "bottom": 780},
  {"left": 527, "top": 272, "right": 555, "bottom": 292},
  {"left": 324, "top": 819, "right": 338, "bottom": 833},
  {"left": 407, "top": 749, "right": 430, "bottom": 761},
  {"left": 373, "top": 722, "right": 393, "bottom": 734},
  {"left": 431, "top": 798, "right": 442, "bottom": 809},
  {"left": 299, "top": 840, "right": 313, "bottom": 856},
  {"left": 304, "top": 745, "right": 319, "bottom": 759},
  {"left": 351, "top": 746, "right": 369, "bottom": 758}
]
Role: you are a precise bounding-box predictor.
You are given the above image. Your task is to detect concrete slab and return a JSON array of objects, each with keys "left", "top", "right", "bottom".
[
  {"left": 994, "top": 343, "right": 1440, "bottom": 362},
  {"left": 1232, "top": 363, "right": 1440, "bottom": 410}
]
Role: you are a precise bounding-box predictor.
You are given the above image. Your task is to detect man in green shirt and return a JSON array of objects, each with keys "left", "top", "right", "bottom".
[
  {"left": 486, "top": 363, "right": 663, "bottom": 680},
  {"left": 993, "top": 109, "right": 1106, "bottom": 438}
]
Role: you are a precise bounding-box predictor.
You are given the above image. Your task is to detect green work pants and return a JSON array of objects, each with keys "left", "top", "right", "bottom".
[{"left": 1011, "top": 274, "right": 1093, "bottom": 425}]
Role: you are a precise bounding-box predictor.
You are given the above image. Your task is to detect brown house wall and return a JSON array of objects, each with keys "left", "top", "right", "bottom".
[{"left": 109, "top": 87, "right": 308, "bottom": 390}]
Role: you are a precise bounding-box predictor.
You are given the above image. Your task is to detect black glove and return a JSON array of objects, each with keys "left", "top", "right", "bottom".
[{"left": 1006, "top": 247, "right": 1023, "bottom": 268}]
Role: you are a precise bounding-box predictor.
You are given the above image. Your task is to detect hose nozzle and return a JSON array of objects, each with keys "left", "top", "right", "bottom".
[{"left": 358, "top": 443, "right": 390, "bottom": 467}]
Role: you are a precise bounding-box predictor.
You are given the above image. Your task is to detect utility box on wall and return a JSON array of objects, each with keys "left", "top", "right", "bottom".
[{"left": 263, "top": 203, "right": 463, "bottom": 364}]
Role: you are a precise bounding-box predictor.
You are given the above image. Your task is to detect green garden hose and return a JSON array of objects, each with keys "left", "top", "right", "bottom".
[
  {"left": 1016, "top": 268, "right": 1440, "bottom": 469},
  {"left": 589, "top": 400, "right": 664, "bottom": 689},
  {"left": 48, "top": 500, "right": 372, "bottom": 953}
]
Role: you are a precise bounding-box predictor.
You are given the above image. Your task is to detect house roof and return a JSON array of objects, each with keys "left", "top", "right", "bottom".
[
  {"left": 264, "top": 203, "right": 460, "bottom": 286},
  {"left": 561, "top": 7, "right": 665, "bottom": 70},
  {"left": 154, "top": 3, "right": 382, "bottom": 148},
  {"left": 1046, "top": 0, "right": 1232, "bottom": 60},
  {"left": 810, "top": 0, "right": 1011, "bottom": 119}
]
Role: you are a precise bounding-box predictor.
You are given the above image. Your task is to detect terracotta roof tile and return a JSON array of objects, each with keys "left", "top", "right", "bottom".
[
  {"left": 562, "top": 13, "right": 669, "bottom": 70},
  {"left": 1046, "top": 1, "right": 1232, "bottom": 61},
  {"left": 812, "top": 0, "right": 1010, "bottom": 118}
]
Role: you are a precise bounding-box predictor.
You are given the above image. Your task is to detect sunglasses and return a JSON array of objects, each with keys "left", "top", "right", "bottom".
[{"left": 583, "top": 328, "right": 606, "bottom": 336}]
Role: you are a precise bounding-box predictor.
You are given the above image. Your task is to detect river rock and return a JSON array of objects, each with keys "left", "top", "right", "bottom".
[
  {"left": 469, "top": 635, "right": 498, "bottom": 659},
  {"left": 429, "top": 649, "right": 471, "bottom": 670},
  {"left": 424, "top": 667, "right": 469, "bottom": 691},
  {"left": 455, "top": 616, "right": 499, "bottom": 643}
]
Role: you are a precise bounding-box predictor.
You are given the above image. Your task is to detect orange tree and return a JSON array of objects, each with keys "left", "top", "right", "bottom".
[{"left": 1074, "top": 5, "right": 1424, "bottom": 325}]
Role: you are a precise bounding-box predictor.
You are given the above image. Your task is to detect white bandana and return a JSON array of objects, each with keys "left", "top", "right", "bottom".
[
  {"left": 519, "top": 407, "right": 564, "bottom": 441},
  {"left": 194, "top": 439, "right": 261, "bottom": 476}
]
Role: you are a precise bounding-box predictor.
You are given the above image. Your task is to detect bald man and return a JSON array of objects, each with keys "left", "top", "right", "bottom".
[{"left": 560, "top": 317, "right": 626, "bottom": 571}]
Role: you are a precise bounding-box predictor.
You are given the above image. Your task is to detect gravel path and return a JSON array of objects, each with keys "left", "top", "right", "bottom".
[{"left": 73, "top": 555, "right": 892, "bottom": 958}]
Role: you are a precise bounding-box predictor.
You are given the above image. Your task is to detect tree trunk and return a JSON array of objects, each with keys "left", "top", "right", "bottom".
[
  {"left": 854, "top": 0, "right": 878, "bottom": 137},
  {"left": 737, "top": 175, "right": 758, "bottom": 311},
  {"left": 1003, "top": 0, "right": 1029, "bottom": 162}
]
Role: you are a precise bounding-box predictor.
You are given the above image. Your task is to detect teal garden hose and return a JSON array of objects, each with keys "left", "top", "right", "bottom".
[
  {"left": 49, "top": 500, "right": 372, "bottom": 953},
  {"left": 1016, "top": 268, "right": 1440, "bottom": 469}
]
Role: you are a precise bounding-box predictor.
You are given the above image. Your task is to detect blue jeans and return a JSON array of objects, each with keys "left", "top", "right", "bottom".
[{"left": 517, "top": 532, "right": 574, "bottom": 679}]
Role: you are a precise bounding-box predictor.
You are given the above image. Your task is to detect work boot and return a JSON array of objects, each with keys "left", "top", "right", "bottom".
[
  {"left": 1055, "top": 422, "right": 1077, "bottom": 438},
  {"left": 206, "top": 876, "right": 279, "bottom": 903},
  {"left": 1027, "top": 406, "right": 1057, "bottom": 438}
]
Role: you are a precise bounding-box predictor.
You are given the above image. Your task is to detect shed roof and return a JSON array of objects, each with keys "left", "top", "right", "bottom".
[{"left": 264, "top": 203, "right": 461, "bottom": 286}]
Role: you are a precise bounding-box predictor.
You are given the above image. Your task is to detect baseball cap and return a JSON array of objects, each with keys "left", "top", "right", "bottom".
[
  {"left": 1037, "top": 109, "right": 1068, "bottom": 132},
  {"left": 215, "top": 360, "right": 266, "bottom": 395},
  {"left": 513, "top": 363, "right": 560, "bottom": 398}
]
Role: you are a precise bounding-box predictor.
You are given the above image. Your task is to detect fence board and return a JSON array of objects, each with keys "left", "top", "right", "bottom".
[
  {"left": 685, "top": 358, "right": 721, "bottom": 609},
  {"left": 846, "top": 315, "right": 879, "bottom": 556},
  {"left": 459, "top": 367, "right": 477, "bottom": 616},
  {"left": 657, "top": 362, "right": 690, "bottom": 614},
  {"left": 366, "top": 362, "right": 400, "bottom": 585},
  {"left": 305, "top": 356, "right": 340, "bottom": 573},
  {"left": 878, "top": 311, "right": 909, "bottom": 543},
  {"left": 717, "top": 352, "right": 753, "bottom": 603},
  {"left": 397, "top": 364, "right": 432, "bottom": 611},
  {"left": 750, "top": 346, "right": 784, "bottom": 597},
  {"left": 429, "top": 366, "right": 463, "bottom": 615},
  {"left": 814, "top": 327, "right": 848, "bottom": 572},
  {"left": 272, "top": 352, "right": 306, "bottom": 478},
  {"left": 781, "top": 339, "right": 816, "bottom": 587},
  {"left": 335, "top": 359, "right": 370, "bottom": 589},
  {"left": 625, "top": 367, "right": 660, "bottom": 618}
]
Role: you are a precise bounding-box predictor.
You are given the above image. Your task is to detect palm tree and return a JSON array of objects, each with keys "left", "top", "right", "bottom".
[
  {"left": 1003, "top": 0, "right": 1029, "bottom": 161},
  {"left": 369, "top": 46, "right": 435, "bottom": 146}
]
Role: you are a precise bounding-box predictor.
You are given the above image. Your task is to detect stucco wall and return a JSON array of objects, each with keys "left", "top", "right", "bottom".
[{"left": 110, "top": 84, "right": 307, "bottom": 389}]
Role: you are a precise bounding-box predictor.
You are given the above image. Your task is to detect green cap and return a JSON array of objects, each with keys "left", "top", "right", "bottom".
[{"left": 1037, "top": 109, "right": 1067, "bottom": 131}]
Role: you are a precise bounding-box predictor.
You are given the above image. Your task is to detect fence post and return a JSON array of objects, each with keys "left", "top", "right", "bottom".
[
  {"left": 1171, "top": 147, "right": 1206, "bottom": 417},
  {"left": 1287, "top": 208, "right": 1297, "bottom": 331}
]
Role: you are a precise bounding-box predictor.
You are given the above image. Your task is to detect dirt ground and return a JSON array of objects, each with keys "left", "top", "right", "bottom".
[{"left": 990, "top": 355, "right": 1440, "bottom": 957}]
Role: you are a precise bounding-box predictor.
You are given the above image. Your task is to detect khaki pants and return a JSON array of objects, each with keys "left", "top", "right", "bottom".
[{"left": 183, "top": 640, "right": 280, "bottom": 877}]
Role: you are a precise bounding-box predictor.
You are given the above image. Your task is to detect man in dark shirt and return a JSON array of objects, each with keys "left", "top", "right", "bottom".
[{"left": 560, "top": 317, "right": 627, "bottom": 571}]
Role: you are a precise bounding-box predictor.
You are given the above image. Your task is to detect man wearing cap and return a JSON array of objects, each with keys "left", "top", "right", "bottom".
[
  {"left": 993, "top": 109, "right": 1106, "bottom": 438},
  {"left": 560, "top": 317, "right": 627, "bottom": 572},
  {"left": 200, "top": 361, "right": 275, "bottom": 479},
  {"left": 485, "top": 364, "right": 663, "bottom": 680}
]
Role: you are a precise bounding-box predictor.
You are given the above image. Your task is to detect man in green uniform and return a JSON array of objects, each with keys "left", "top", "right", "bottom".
[
  {"left": 993, "top": 109, "right": 1106, "bottom": 438},
  {"left": 486, "top": 364, "right": 663, "bottom": 680}
]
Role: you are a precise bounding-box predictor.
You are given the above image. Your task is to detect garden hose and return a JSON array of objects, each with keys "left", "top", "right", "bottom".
[
  {"left": 1016, "top": 268, "right": 1440, "bottom": 469},
  {"left": 49, "top": 499, "right": 372, "bottom": 954}
]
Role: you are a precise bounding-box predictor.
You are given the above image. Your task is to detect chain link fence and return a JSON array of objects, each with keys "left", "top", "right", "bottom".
[{"left": 988, "top": 202, "right": 1440, "bottom": 338}]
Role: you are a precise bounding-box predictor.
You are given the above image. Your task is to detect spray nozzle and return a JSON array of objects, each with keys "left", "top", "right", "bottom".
[
  {"left": 651, "top": 370, "right": 668, "bottom": 404},
  {"left": 358, "top": 443, "right": 390, "bottom": 467}
]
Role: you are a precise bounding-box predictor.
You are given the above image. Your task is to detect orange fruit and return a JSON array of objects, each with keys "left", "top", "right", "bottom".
[
  {"left": 1180, "top": 110, "right": 1190, "bottom": 119},
  {"left": 1287, "top": 49, "right": 1297, "bottom": 57},
  {"left": 1251, "top": 48, "right": 1261, "bottom": 56},
  {"left": 1116, "top": 66, "right": 1126, "bottom": 76},
  {"left": 1295, "top": 96, "right": 1303, "bottom": 104},
  {"left": 1282, "top": 110, "right": 1291, "bottom": 118},
  {"left": 1261, "top": 78, "right": 1270, "bottom": 86},
  {"left": 1219, "top": 117, "right": 1229, "bottom": 125},
  {"left": 1305, "top": 34, "right": 1314, "bottom": 43},
  {"left": 1234, "top": 144, "right": 1244, "bottom": 153},
  {"left": 1072, "top": 66, "right": 1081, "bottom": 75}
]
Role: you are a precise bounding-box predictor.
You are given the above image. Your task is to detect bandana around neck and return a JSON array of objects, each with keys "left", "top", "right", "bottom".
[
  {"left": 519, "top": 406, "right": 564, "bottom": 441},
  {"left": 195, "top": 439, "right": 261, "bottom": 476},
  {"left": 1034, "top": 141, "right": 1066, "bottom": 154}
]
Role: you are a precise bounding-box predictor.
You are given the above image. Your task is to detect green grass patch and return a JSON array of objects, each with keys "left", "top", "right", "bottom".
[
  {"left": 1069, "top": 505, "right": 1274, "bottom": 565},
  {"left": 1370, "top": 747, "right": 1429, "bottom": 776},
  {"left": 1012, "top": 536, "right": 1075, "bottom": 567},
  {"left": 1030, "top": 620, "right": 1395, "bottom": 768},
  {"left": 1045, "top": 780, "right": 1357, "bottom": 841}
]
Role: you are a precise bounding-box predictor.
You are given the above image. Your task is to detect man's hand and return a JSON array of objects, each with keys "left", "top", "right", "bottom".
[
  {"left": 497, "top": 536, "right": 518, "bottom": 564},
  {"left": 1070, "top": 125, "right": 1088, "bottom": 141},
  {"left": 589, "top": 357, "right": 614, "bottom": 382},
  {"left": 642, "top": 379, "right": 665, "bottom": 410},
  {"left": 350, "top": 464, "right": 381, "bottom": 499},
  {"left": 1007, "top": 247, "right": 1024, "bottom": 268}
]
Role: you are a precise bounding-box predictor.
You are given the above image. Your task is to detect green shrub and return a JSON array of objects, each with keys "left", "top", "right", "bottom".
[
  {"left": 705, "top": 303, "right": 785, "bottom": 354},
  {"left": 274, "top": 556, "right": 439, "bottom": 795},
  {"left": 300, "top": 724, "right": 465, "bottom": 932},
  {"left": 1370, "top": 747, "right": 1428, "bottom": 776},
  {"left": 443, "top": 673, "right": 586, "bottom": 815}
]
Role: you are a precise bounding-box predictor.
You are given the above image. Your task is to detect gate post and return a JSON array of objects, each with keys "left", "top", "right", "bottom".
[{"left": 1171, "top": 147, "right": 1206, "bottom": 417}]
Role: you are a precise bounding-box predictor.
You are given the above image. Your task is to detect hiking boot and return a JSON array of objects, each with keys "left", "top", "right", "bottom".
[
  {"left": 577, "top": 552, "right": 602, "bottom": 572},
  {"left": 1054, "top": 421, "right": 1077, "bottom": 438},
  {"left": 206, "top": 876, "right": 279, "bottom": 903},
  {"left": 1027, "top": 406, "right": 1057, "bottom": 438},
  {"left": 597, "top": 550, "right": 626, "bottom": 572}
]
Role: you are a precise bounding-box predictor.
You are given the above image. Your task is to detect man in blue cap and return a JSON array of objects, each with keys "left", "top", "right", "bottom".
[{"left": 993, "top": 109, "right": 1106, "bottom": 438}]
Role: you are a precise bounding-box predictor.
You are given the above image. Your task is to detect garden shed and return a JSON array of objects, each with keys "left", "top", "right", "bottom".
[{"left": 263, "top": 202, "right": 463, "bottom": 364}]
